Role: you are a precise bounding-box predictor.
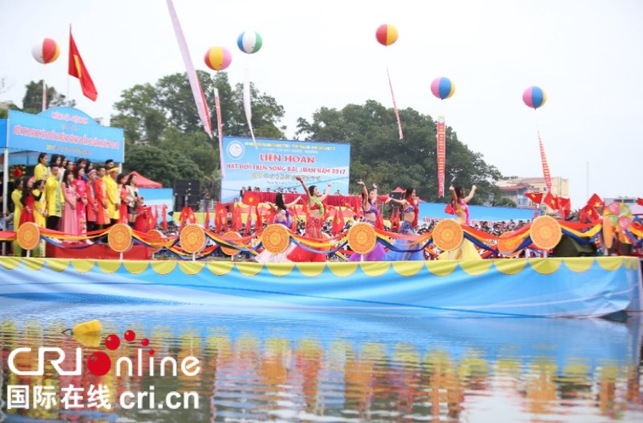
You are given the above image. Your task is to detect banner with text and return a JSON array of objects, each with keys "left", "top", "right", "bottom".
[
  {"left": 4, "top": 107, "right": 124, "bottom": 162},
  {"left": 220, "top": 137, "right": 350, "bottom": 203},
  {"left": 436, "top": 116, "right": 446, "bottom": 197}
]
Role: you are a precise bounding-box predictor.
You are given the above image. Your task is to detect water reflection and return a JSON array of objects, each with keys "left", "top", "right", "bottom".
[{"left": 0, "top": 303, "right": 642, "bottom": 422}]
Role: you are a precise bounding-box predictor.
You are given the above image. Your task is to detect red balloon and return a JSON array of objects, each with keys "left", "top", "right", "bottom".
[
  {"left": 375, "top": 24, "right": 399, "bottom": 46},
  {"left": 32, "top": 38, "right": 60, "bottom": 64}
]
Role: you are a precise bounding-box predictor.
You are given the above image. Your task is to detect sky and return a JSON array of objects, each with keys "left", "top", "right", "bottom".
[{"left": 1, "top": 0, "right": 642, "bottom": 208}]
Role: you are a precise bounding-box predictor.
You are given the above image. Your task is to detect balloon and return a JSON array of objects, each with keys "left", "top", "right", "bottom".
[
  {"left": 204, "top": 46, "right": 232, "bottom": 71},
  {"left": 32, "top": 38, "right": 60, "bottom": 64},
  {"left": 375, "top": 24, "right": 398, "bottom": 46},
  {"left": 431, "top": 77, "right": 455, "bottom": 100},
  {"left": 237, "top": 31, "right": 262, "bottom": 54},
  {"left": 522, "top": 86, "right": 547, "bottom": 109}
]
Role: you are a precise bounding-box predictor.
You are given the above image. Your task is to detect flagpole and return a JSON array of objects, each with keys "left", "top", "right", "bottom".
[
  {"left": 42, "top": 80, "right": 47, "bottom": 112},
  {"left": 586, "top": 161, "right": 589, "bottom": 200}
]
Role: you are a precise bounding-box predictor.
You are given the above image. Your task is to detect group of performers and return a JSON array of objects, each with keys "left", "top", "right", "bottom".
[
  {"left": 10, "top": 153, "right": 149, "bottom": 256},
  {"left": 253, "top": 176, "right": 480, "bottom": 263}
]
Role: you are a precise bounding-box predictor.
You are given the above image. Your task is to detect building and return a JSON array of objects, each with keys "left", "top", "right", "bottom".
[{"left": 497, "top": 176, "right": 570, "bottom": 208}]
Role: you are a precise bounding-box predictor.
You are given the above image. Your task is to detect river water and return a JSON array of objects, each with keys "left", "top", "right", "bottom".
[{"left": 0, "top": 299, "right": 642, "bottom": 422}]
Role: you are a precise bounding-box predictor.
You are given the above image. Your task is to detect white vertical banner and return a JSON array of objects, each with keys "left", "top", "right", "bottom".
[{"left": 243, "top": 69, "right": 257, "bottom": 147}]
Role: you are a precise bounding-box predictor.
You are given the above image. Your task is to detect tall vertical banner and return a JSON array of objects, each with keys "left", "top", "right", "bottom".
[
  {"left": 166, "top": 0, "right": 213, "bottom": 139},
  {"left": 436, "top": 116, "right": 446, "bottom": 197},
  {"left": 538, "top": 131, "right": 552, "bottom": 192}
]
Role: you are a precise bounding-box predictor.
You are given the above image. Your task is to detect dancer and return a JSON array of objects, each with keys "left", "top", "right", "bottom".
[
  {"left": 287, "top": 176, "right": 331, "bottom": 262},
  {"left": 451, "top": 185, "right": 476, "bottom": 226},
  {"left": 439, "top": 185, "right": 481, "bottom": 260},
  {"left": 384, "top": 187, "right": 424, "bottom": 261},
  {"left": 349, "top": 180, "right": 386, "bottom": 261},
  {"left": 254, "top": 193, "right": 301, "bottom": 263}
]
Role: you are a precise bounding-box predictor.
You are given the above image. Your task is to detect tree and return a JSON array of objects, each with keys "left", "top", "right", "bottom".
[
  {"left": 110, "top": 72, "right": 287, "bottom": 198},
  {"left": 22, "top": 80, "right": 75, "bottom": 114},
  {"left": 296, "top": 101, "right": 502, "bottom": 204}
]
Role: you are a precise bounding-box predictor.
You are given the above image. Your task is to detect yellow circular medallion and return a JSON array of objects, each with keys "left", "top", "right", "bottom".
[
  {"left": 433, "top": 219, "right": 463, "bottom": 252},
  {"left": 220, "top": 231, "right": 241, "bottom": 256},
  {"left": 108, "top": 223, "right": 133, "bottom": 253},
  {"left": 261, "top": 224, "right": 290, "bottom": 254},
  {"left": 347, "top": 222, "right": 377, "bottom": 255},
  {"left": 180, "top": 224, "right": 206, "bottom": 254},
  {"left": 17, "top": 222, "right": 41, "bottom": 251},
  {"left": 530, "top": 215, "right": 562, "bottom": 250}
]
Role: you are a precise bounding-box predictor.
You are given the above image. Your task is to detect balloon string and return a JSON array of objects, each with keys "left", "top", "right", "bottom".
[{"left": 386, "top": 65, "right": 404, "bottom": 140}]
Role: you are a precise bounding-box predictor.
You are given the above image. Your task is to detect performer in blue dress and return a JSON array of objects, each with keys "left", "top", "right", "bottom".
[{"left": 349, "top": 180, "right": 386, "bottom": 261}]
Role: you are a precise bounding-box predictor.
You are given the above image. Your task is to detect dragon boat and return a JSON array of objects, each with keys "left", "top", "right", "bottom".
[{"left": 0, "top": 215, "right": 641, "bottom": 318}]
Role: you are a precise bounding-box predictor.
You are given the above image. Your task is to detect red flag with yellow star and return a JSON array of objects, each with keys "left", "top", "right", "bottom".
[{"left": 68, "top": 27, "right": 97, "bottom": 101}]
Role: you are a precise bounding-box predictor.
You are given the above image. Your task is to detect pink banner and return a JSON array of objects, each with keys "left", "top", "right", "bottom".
[
  {"left": 166, "top": 0, "right": 212, "bottom": 139},
  {"left": 436, "top": 117, "right": 446, "bottom": 197},
  {"left": 214, "top": 88, "right": 225, "bottom": 177}
]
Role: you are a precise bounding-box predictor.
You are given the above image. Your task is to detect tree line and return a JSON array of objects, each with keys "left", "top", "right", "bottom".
[{"left": 7, "top": 73, "right": 515, "bottom": 207}]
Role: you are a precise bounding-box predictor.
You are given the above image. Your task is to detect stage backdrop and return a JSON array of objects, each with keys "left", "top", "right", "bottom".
[{"left": 220, "top": 137, "right": 350, "bottom": 203}]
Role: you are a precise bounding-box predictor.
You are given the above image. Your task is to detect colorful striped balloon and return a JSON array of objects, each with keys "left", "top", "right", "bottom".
[
  {"left": 32, "top": 38, "right": 60, "bottom": 64},
  {"left": 375, "top": 24, "right": 398, "bottom": 46},
  {"left": 204, "top": 46, "right": 232, "bottom": 71},
  {"left": 431, "top": 77, "right": 455, "bottom": 100},
  {"left": 237, "top": 31, "right": 263, "bottom": 54},
  {"left": 523, "top": 86, "right": 547, "bottom": 109}
]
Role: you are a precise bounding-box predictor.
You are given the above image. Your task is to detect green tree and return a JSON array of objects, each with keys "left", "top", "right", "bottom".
[
  {"left": 110, "top": 72, "right": 287, "bottom": 198},
  {"left": 22, "top": 80, "right": 75, "bottom": 114},
  {"left": 297, "top": 101, "right": 502, "bottom": 204}
]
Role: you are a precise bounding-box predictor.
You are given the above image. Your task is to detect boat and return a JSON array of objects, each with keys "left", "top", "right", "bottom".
[{"left": 0, "top": 216, "right": 641, "bottom": 319}]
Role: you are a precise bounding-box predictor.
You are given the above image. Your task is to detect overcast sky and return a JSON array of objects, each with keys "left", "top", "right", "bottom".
[{"left": 1, "top": 0, "right": 642, "bottom": 207}]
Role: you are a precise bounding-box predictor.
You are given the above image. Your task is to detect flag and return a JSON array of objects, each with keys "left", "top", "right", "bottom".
[
  {"left": 255, "top": 206, "right": 263, "bottom": 232},
  {"left": 332, "top": 207, "right": 345, "bottom": 235},
  {"left": 543, "top": 192, "right": 558, "bottom": 211},
  {"left": 557, "top": 197, "right": 571, "bottom": 218},
  {"left": 215, "top": 203, "right": 228, "bottom": 232},
  {"left": 638, "top": 198, "right": 643, "bottom": 206},
  {"left": 166, "top": 0, "right": 212, "bottom": 138},
  {"left": 524, "top": 191, "right": 544, "bottom": 205},
  {"left": 587, "top": 193, "right": 604, "bottom": 209},
  {"left": 537, "top": 132, "right": 552, "bottom": 191},
  {"left": 68, "top": 28, "right": 98, "bottom": 101}
]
